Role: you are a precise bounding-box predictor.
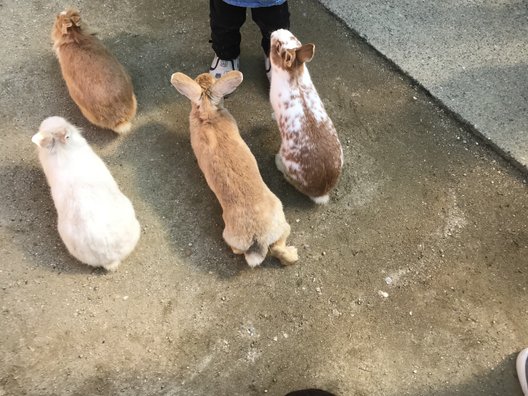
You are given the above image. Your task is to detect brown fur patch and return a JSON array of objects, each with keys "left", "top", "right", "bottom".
[
  {"left": 293, "top": 111, "right": 341, "bottom": 198},
  {"left": 195, "top": 73, "right": 215, "bottom": 91},
  {"left": 277, "top": 91, "right": 342, "bottom": 198}
]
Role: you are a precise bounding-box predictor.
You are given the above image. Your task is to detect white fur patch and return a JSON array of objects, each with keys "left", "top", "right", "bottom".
[
  {"left": 300, "top": 69, "right": 327, "bottom": 123},
  {"left": 40, "top": 116, "right": 68, "bottom": 132},
  {"left": 31, "top": 132, "right": 43, "bottom": 145},
  {"left": 105, "top": 261, "right": 120, "bottom": 272},
  {"left": 245, "top": 252, "right": 265, "bottom": 268},
  {"left": 271, "top": 29, "right": 301, "bottom": 49},
  {"left": 310, "top": 195, "right": 329, "bottom": 205}
]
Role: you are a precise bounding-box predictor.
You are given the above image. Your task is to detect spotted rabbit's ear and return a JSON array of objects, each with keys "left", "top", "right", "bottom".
[
  {"left": 171, "top": 72, "right": 203, "bottom": 104},
  {"left": 283, "top": 48, "right": 296, "bottom": 68},
  {"left": 296, "top": 43, "right": 315, "bottom": 64}
]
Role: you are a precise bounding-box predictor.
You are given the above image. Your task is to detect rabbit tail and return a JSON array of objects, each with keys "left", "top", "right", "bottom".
[
  {"left": 112, "top": 94, "right": 136, "bottom": 134},
  {"left": 310, "top": 194, "right": 330, "bottom": 205},
  {"left": 244, "top": 239, "right": 268, "bottom": 268}
]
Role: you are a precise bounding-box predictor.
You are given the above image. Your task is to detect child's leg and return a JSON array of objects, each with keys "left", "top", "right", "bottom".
[
  {"left": 250, "top": 2, "right": 290, "bottom": 57},
  {"left": 210, "top": 0, "right": 247, "bottom": 60}
]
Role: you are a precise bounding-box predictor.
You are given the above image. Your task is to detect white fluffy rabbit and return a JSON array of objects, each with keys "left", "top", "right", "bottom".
[
  {"left": 170, "top": 71, "right": 298, "bottom": 267},
  {"left": 32, "top": 116, "right": 140, "bottom": 271},
  {"left": 269, "top": 29, "right": 343, "bottom": 204}
]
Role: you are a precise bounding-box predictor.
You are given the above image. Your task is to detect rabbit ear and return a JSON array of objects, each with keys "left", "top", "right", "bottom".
[
  {"left": 32, "top": 132, "right": 45, "bottom": 146},
  {"left": 32, "top": 126, "right": 70, "bottom": 148},
  {"left": 70, "top": 14, "right": 81, "bottom": 27},
  {"left": 210, "top": 71, "right": 243, "bottom": 101},
  {"left": 32, "top": 132, "right": 54, "bottom": 148},
  {"left": 61, "top": 20, "right": 73, "bottom": 35},
  {"left": 171, "top": 72, "right": 202, "bottom": 104},
  {"left": 55, "top": 128, "right": 70, "bottom": 144},
  {"left": 283, "top": 48, "right": 296, "bottom": 68},
  {"left": 296, "top": 43, "right": 315, "bottom": 64}
]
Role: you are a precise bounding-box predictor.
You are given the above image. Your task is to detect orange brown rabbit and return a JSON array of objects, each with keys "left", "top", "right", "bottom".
[{"left": 51, "top": 9, "right": 136, "bottom": 134}]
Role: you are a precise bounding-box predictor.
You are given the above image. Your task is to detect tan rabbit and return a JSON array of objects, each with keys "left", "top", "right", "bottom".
[
  {"left": 170, "top": 71, "right": 298, "bottom": 267},
  {"left": 269, "top": 29, "right": 343, "bottom": 204},
  {"left": 51, "top": 9, "right": 136, "bottom": 134}
]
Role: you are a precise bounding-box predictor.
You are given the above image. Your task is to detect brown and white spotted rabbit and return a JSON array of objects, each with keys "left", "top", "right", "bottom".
[{"left": 269, "top": 29, "right": 343, "bottom": 204}]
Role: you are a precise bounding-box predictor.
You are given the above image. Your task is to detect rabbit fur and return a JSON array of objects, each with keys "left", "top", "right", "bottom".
[
  {"left": 170, "top": 71, "right": 298, "bottom": 267},
  {"left": 52, "top": 9, "right": 136, "bottom": 134},
  {"left": 32, "top": 116, "right": 140, "bottom": 271},
  {"left": 269, "top": 29, "right": 343, "bottom": 204}
]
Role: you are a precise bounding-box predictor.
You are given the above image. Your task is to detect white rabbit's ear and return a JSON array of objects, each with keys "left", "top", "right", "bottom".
[
  {"left": 32, "top": 132, "right": 54, "bottom": 148},
  {"left": 32, "top": 132, "right": 45, "bottom": 146},
  {"left": 171, "top": 72, "right": 202, "bottom": 104},
  {"left": 296, "top": 43, "right": 315, "bottom": 64},
  {"left": 210, "top": 71, "right": 243, "bottom": 101}
]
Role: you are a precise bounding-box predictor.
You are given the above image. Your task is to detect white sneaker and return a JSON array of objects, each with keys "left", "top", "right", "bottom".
[
  {"left": 209, "top": 55, "right": 239, "bottom": 79},
  {"left": 517, "top": 348, "right": 528, "bottom": 395},
  {"left": 265, "top": 56, "right": 271, "bottom": 82}
]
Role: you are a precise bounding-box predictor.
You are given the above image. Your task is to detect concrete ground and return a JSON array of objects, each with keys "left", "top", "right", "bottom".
[
  {"left": 320, "top": 0, "right": 528, "bottom": 172},
  {"left": 1, "top": 0, "right": 527, "bottom": 395}
]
